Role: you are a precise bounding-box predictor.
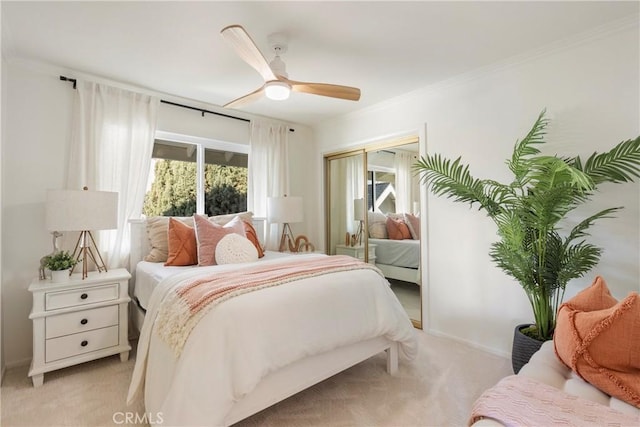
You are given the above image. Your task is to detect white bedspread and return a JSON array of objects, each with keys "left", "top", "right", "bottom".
[
  {"left": 128, "top": 254, "right": 417, "bottom": 426},
  {"left": 134, "top": 252, "right": 292, "bottom": 309}
]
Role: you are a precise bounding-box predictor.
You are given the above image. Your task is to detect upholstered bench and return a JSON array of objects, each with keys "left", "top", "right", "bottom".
[
  {"left": 470, "top": 276, "right": 639, "bottom": 426},
  {"left": 469, "top": 341, "right": 640, "bottom": 426}
]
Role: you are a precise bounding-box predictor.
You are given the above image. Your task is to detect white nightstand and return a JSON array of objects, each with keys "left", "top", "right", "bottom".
[
  {"left": 335, "top": 243, "right": 377, "bottom": 264},
  {"left": 28, "top": 268, "right": 131, "bottom": 387}
]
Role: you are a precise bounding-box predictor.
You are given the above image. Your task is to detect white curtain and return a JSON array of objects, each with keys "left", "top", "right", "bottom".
[
  {"left": 247, "top": 120, "right": 289, "bottom": 250},
  {"left": 394, "top": 151, "right": 417, "bottom": 214},
  {"left": 67, "top": 80, "right": 159, "bottom": 270},
  {"left": 329, "top": 154, "right": 364, "bottom": 253}
]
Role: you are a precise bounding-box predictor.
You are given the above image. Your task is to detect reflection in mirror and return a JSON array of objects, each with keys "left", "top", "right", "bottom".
[
  {"left": 325, "top": 152, "right": 365, "bottom": 258},
  {"left": 366, "top": 141, "right": 422, "bottom": 327}
]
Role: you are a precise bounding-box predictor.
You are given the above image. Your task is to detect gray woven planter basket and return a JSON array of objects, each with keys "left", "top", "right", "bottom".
[{"left": 511, "top": 324, "right": 546, "bottom": 374}]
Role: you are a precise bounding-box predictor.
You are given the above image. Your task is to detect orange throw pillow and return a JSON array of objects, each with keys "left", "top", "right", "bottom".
[
  {"left": 165, "top": 218, "right": 198, "bottom": 266},
  {"left": 386, "top": 217, "right": 411, "bottom": 240},
  {"left": 193, "top": 214, "right": 246, "bottom": 266},
  {"left": 242, "top": 220, "right": 264, "bottom": 258},
  {"left": 554, "top": 276, "right": 640, "bottom": 408}
]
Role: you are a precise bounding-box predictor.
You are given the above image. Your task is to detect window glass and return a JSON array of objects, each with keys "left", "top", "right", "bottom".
[
  {"left": 143, "top": 140, "right": 248, "bottom": 217},
  {"left": 204, "top": 148, "right": 247, "bottom": 216},
  {"left": 367, "top": 170, "right": 396, "bottom": 213}
]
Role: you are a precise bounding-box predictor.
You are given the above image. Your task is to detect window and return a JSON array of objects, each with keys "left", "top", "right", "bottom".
[
  {"left": 143, "top": 132, "right": 248, "bottom": 217},
  {"left": 368, "top": 169, "right": 396, "bottom": 213}
]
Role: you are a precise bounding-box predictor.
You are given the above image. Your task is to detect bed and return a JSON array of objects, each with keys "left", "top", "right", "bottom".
[
  {"left": 369, "top": 238, "right": 421, "bottom": 285},
  {"left": 126, "top": 216, "right": 417, "bottom": 426}
]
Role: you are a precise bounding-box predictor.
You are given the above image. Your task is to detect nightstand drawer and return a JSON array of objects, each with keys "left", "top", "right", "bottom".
[
  {"left": 46, "top": 305, "right": 118, "bottom": 339},
  {"left": 45, "top": 325, "right": 119, "bottom": 362},
  {"left": 45, "top": 284, "right": 119, "bottom": 310}
]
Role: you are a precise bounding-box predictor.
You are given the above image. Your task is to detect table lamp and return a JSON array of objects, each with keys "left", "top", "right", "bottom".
[
  {"left": 267, "top": 195, "right": 303, "bottom": 252},
  {"left": 46, "top": 188, "right": 118, "bottom": 279}
]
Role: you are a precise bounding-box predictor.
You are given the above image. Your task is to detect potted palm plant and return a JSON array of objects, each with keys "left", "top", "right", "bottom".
[
  {"left": 44, "top": 251, "right": 78, "bottom": 282},
  {"left": 414, "top": 110, "right": 640, "bottom": 372}
]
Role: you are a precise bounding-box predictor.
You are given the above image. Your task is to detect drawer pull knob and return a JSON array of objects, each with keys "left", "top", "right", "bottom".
[
  {"left": 80, "top": 318, "right": 88, "bottom": 325},
  {"left": 81, "top": 340, "right": 88, "bottom": 347},
  {"left": 80, "top": 293, "right": 88, "bottom": 300}
]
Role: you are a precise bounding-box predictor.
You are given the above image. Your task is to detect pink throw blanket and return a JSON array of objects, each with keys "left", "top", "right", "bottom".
[
  {"left": 156, "top": 255, "right": 382, "bottom": 355},
  {"left": 469, "top": 375, "right": 640, "bottom": 426}
]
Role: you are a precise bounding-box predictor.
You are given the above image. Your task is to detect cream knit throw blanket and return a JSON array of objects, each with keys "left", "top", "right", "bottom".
[
  {"left": 469, "top": 375, "right": 640, "bottom": 426},
  {"left": 156, "top": 255, "right": 383, "bottom": 356}
]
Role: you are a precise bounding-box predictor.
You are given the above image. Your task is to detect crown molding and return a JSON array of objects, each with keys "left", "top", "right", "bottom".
[{"left": 322, "top": 14, "right": 639, "bottom": 128}]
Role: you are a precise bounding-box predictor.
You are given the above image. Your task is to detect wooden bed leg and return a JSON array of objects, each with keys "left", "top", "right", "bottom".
[{"left": 386, "top": 342, "right": 398, "bottom": 375}]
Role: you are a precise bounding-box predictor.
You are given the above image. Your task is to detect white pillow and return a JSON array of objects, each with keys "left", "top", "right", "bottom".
[
  {"left": 368, "top": 211, "right": 388, "bottom": 239},
  {"left": 215, "top": 233, "right": 259, "bottom": 265}
]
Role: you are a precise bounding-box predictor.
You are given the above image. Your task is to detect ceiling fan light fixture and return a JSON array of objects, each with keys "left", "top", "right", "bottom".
[{"left": 264, "top": 81, "right": 291, "bottom": 101}]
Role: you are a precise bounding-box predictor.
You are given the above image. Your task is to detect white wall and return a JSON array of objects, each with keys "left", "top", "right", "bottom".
[
  {"left": 315, "top": 22, "right": 640, "bottom": 356},
  {"left": 0, "top": 60, "right": 319, "bottom": 367},
  {"left": 2, "top": 61, "right": 73, "bottom": 367}
]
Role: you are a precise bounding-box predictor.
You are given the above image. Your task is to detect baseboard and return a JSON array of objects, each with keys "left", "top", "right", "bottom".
[
  {"left": 5, "top": 357, "right": 32, "bottom": 370},
  {"left": 426, "top": 328, "right": 511, "bottom": 359}
]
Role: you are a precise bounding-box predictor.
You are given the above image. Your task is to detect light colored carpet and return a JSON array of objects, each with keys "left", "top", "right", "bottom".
[{"left": 2, "top": 333, "right": 512, "bottom": 426}]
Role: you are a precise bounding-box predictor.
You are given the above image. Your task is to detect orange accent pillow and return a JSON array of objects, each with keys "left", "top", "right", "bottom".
[
  {"left": 386, "top": 217, "right": 411, "bottom": 240},
  {"left": 164, "top": 218, "right": 198, "bottom": 266},
  {"left": 554, "top": 276, "right": 640, "bottom": 408},
  {"left": 242, "top": 221, "right": 264, "bottom": 258},
  {"left": 193, "top": 214, "right": 246, "bottom": 266}
]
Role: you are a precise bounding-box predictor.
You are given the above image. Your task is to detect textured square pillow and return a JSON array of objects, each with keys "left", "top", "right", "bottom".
[
  {"left": 164, "top": 218, "right": 198, "bottom": 266},
  {"left": 386, "top": 216, "right": 411, "bottom": 240},
  {"left": 194, "top": 214, "right": 246, "bottom": 266},
  {"left": 554, "top": 276, "right": 640, "bottom": 408},
  {"left": 215, "top": 233, "right": 259, "bottom": 265},
  {"left": 404, "top": 213, "right": 420, "bottom": 240},
  {"left": 242, "top": 220, "right": 265, "bottom": 258},
  {"left": 144, "top": 216, "right": 194, "bottom": 262},
  {"left": 368, "top": 211, "right": 388, "bottom": 239}
]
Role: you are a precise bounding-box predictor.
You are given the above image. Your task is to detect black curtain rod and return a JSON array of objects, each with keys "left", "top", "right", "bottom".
[
  {"left": 161, "top": 100, "right": 294, "bottom": 132},
  {"left": 160, "top": 100, "right": 250, "bottom": 123},
  {"left": 59, "top": 76, "right": 293, "bottom": 132},
  {"left": 60, "top": 75, "right": 77, "bottom": 89}
]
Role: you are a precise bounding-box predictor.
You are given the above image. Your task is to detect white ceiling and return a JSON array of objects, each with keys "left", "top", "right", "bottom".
[{"left": 2, "top": 1, "right": 638, "bottom": 126}]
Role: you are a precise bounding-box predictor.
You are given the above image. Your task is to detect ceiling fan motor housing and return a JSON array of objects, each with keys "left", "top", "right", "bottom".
[
  {"left": 268, "top": 32, "right": 289, "bottom": 78},
  {"left": 269, "top": 56, "right": 288, "bottom": 78}
]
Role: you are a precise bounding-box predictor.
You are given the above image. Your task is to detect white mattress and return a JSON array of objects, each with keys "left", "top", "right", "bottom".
[
  {"left": 369, "top": 238, "right": 420, "bottom": 269},
  {"left": 134, "top": 251, "right": 292, "bottom": 310}
]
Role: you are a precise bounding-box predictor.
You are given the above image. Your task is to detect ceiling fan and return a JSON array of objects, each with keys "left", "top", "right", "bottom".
[{"left": 220, "top": 25, "right": 361, "bottom": 109}]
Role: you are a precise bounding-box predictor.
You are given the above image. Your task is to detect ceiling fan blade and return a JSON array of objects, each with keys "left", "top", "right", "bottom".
[
  {"left": 221, "top": 25, "right": 277, "bottom": 82},
  {"left": 223, "top": 85, "right": 265, "bottom": 109},
  {"left": 286, "top": 78, "right": 361, "bottom": 101}
]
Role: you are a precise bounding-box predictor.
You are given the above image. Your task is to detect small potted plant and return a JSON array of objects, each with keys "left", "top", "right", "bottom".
[{"left": 44, "top": 251, "right": 78, "bottom": 282}]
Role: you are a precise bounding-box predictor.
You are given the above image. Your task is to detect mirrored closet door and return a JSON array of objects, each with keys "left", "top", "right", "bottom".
[
  {"left": 325, "top": 136, "right": 423, "bottom": 329},
  {"left": 325, "top": 150, "right": 365, "bottom": 257}
]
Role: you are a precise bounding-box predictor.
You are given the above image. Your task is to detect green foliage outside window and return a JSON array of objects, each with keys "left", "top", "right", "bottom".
[{"left": 143, "top": 160, "right": 247, "bottom": 217}]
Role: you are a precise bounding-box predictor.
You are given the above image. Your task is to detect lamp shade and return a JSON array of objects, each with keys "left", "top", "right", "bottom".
[
  {"left": 267, "top": 196, "right": 303, "bottom": 224},
  {"left": 353, "top": 198, "right": 365, "bottom": 221},
  {"left": 46, "top": 189, "right": 118, "bottom": 231}
]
